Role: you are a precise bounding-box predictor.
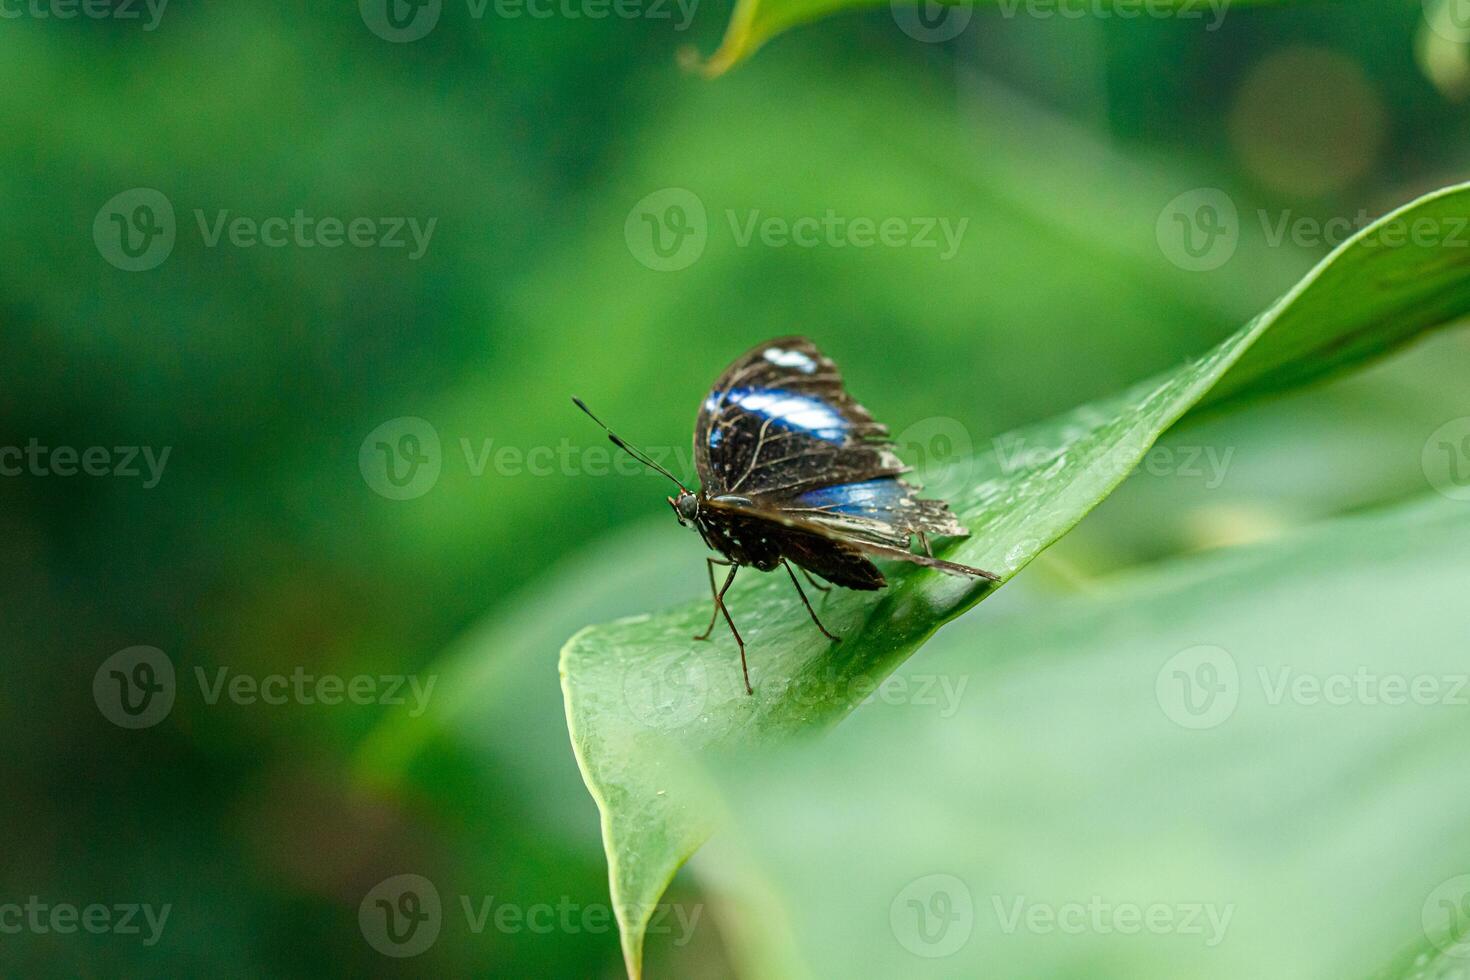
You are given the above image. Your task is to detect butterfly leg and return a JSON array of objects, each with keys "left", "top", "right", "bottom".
[
  {"left": 799, "top": 566, "right": 832, "bottom": 610},
  {"left": 708, "top": 564, "right": 751, "bottom": 694},
  {"left": 783, "top": 560, "right": 840, "bottom": 644},
  {"left": 917, "top": 531, "right": 933, "bottom": 557},
  {"left": 798, "top": 567, "right": 831, "bottom": 593},
  {"left": 693, "top": 557, "right": 733, "bottom": 642}
]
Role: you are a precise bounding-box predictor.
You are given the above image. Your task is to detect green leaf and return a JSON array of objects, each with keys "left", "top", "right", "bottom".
[
  {"left": 690, "top": 0, "right": 1300, "bottom": 77},
  {"left": 692, "top": 493, "right": 1470, "bottom": 979},
  {"left": 560, "top": 180, "right": 1470, "bottom": 977},
  {"left": 1370, "top": 930, "right": 1470, "bottom": 980}
]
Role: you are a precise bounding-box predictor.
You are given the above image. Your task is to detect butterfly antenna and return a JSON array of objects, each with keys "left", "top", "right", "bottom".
[{"left": 571, "top": 397, "right": 688, "bottom": 491}]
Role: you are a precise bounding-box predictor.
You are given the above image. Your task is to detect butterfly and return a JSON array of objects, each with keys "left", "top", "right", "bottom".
[{"left": 574, "top": 336, "right": 997, "bottom": 695}]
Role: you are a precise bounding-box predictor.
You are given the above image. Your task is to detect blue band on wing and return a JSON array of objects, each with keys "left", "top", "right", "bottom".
[
  {"left": 795, "top": 478, "right": 907, "bottom": 515},
  {"left": 706, "top": 387, "right": 849, "bottom": 443}
]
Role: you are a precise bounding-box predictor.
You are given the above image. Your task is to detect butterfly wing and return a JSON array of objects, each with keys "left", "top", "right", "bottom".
[
  {"left": 694, "top": 337, "right": 972, "bottom": 549},
  {"left": 780, "top": 476, "right": 969, "bottom": 550},
  {"left": 694, "top": 337, "right": 905, "bottom": 498},
  {"left": 700, "top": 495, "right": 998, "bottom": 583}
]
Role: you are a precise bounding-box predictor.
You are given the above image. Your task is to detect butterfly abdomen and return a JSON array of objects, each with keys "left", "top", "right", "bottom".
[{"left": 782, "top": 533, "right": 886, "bottom": 591}]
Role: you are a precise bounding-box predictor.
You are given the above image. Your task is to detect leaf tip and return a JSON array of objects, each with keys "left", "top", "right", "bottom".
[{"left": 676, "top": 41, "right": 742, "bottom": 79}]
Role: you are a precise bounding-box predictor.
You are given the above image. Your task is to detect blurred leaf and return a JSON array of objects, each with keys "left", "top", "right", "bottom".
[
  {"left": 351, "top": 520, "right": 717, "bottom": 975},
  {"left": 693, "top": 0, "right": 1297, "bottom": 77},
  {"left": 693, "top": 493, "right": 1470, "bottom": 979},
  {"left": 1417, "top": 0, "right": 1470, "bottom": 101},
  {"left": 560, "top": 181, "right": 1470, "bottom": 976},
  {"left": 1047, "top": 329, "right": 1470, "bottom": 574},
  {"left": 1370, "top": 931, "right": 1470, "bottom": 980}
]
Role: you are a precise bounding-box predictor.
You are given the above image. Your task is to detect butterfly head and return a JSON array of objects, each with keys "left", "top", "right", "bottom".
[{"left": 668, "top": 490, "right": 699, "bottom": 528}]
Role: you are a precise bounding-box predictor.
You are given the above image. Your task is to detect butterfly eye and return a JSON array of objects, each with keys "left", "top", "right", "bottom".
[{"left": 674, "top": 492, "right": 699, "bottom": 523}]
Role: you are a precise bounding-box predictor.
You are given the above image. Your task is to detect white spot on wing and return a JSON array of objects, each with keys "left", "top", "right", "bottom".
[{"left": 763, "top": 347, "right": 817, "bottom": 373}]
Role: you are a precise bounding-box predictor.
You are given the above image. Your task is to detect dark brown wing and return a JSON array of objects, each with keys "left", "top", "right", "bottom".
[
  {"left": 775, "top": 477, "right": 969, "bottom": 550},
  {"left": 693, "top": 337, "right": 905, "bottom": 498},
  {"left": 694, "top": 337, "right": 976, "bottom": 552},
  {"left": 700, "top": 496, "right": 999, "bottom": 583},
  {"left": 779, "top": 533, "right": 888, "bottom": 591}
]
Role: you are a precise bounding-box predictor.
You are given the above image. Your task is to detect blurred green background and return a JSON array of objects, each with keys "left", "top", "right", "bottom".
[{"left": 3, "top": 0, "right": 1469, "bottom": 974}]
